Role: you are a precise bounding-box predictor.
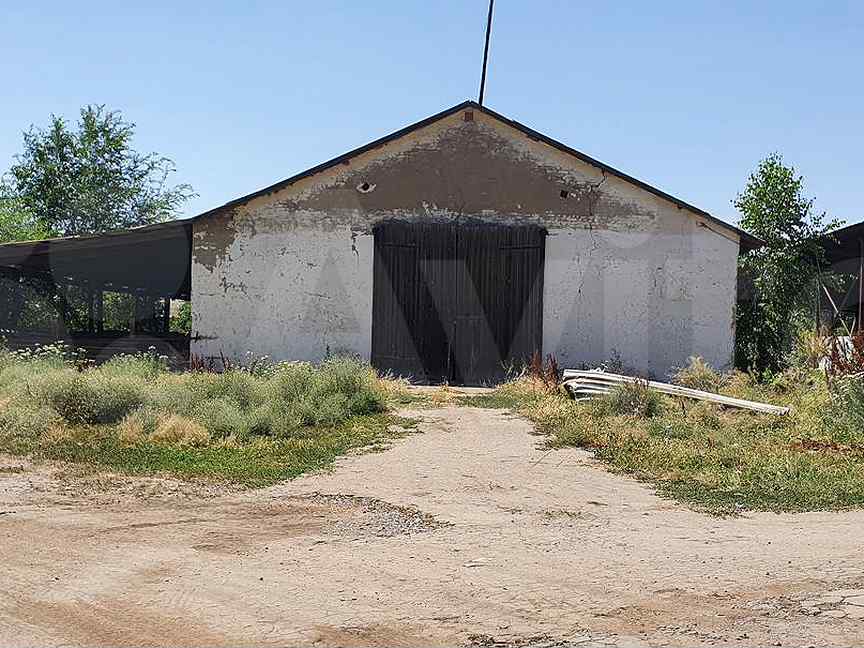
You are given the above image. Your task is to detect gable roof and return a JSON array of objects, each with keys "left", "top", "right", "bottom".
[{"left": 197, "top": 100, "right": 759, "bottom": 250}]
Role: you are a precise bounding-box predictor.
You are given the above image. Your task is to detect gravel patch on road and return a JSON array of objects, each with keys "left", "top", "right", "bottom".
[{"left": 297, "top": 492, "right": 449, "bottom": 538}]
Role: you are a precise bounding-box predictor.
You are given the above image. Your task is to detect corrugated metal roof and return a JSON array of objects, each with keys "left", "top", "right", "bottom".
[{"left": 823, "top": 221, "right": 864, "bottom": 263}]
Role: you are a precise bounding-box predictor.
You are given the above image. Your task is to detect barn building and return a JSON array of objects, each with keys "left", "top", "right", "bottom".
[{"left": 0, "top": 101, "right": 758, "bottom": 384}]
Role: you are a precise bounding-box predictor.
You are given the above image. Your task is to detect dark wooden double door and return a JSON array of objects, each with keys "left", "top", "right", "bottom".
[{"left": 371, "top": 221, "right": 545, "bottom": 386}]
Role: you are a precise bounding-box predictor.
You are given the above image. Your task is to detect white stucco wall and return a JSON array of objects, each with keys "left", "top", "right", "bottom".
[
  {"left": 192, "top": 226, "right": 374, "bottom": 363},
  {"left": 542, "top": 224, "right": 738, "bottom": 376},
  {"left": 191, "top": 108, "right": 740, "bottom": 377}
]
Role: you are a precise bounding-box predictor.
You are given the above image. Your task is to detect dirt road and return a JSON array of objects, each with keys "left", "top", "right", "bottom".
[{"left": 2, "top": 407, "right": 864, "bottom": 647}]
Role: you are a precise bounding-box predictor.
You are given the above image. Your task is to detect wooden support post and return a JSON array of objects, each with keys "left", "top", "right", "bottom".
[
  {"left": 87, "top": 287, "right": 95, "bottom": 333},
  {"left": 815, "top": 273, "right": 822, "bottom": 330},
  {"left": 163, "top": 298, "right": 172, "bottom": 333},
  {"left": 58, "top": 283, "right": 70, "bottom": 335},
  {"left": 95, "top": 290, "right": 104, "bottom": 334},
  {"left": 130, "top": 293, "right": 138, "bottom": 335},
  {"left": 858, "top": 238, "right": 863, "bottom": 334}
]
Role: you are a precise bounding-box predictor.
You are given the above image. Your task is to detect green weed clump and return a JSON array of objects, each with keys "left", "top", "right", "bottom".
[
  {"left": 33, "top": 370, "right": 147, "bottom": 424},
  {"left": 0, "top": 344, "right": 403, "bottom": 486},
  {"left": 603, "top": 381, "right": 666, "bottom": 418}
]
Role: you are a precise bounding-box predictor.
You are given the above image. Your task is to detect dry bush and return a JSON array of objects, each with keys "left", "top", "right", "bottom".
[
  {"left": 497, "top": 375, "right": 557, "bottom": 400},
  {"left": 528, "top": 352, "right": 560, "bottom": 389},
  {"left": 0, "top": 399, "right": 62, "bottom": 442},
  {"left": 720, "top": 370, "right": 757, "bottom": 398},
  {"left": 793, "top": 328, "right": 831, "bottom": 370},
  {"left": 150, "top": 414, "right": 211, "bottom": 447},
  {"left": 117, "top": 415, "right": 147, "bottom": 445},
  {"left": 41, "top": 422, "right": 75, "bottom": 445},
  {"left": 673, "top": 356, "right": 724, "bottom": 393},
  {"left": 526, "top": 391, "right": 574, "bottom": 426}
]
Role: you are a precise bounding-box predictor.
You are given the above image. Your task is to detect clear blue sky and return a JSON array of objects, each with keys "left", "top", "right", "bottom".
[{"left": 1, "top": 1, "right": 861, "bottom": 226}]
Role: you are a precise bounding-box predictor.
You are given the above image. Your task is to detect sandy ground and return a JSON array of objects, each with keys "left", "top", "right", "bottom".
[{"left": 2, "top": 406, "right": 864, "bottom": 647}]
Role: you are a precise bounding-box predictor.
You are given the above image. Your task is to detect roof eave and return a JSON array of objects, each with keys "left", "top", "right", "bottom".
[{"left": 188, "top": 100, "right": 758, "bottom": 251}]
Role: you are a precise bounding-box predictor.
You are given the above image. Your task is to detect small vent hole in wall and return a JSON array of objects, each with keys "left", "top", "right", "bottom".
[
  {"left": 464, "top": 110, "right": 474, "bottom": 122},
  {"left": 357, "top": 181, "right": 376, "bottom": 194},
  {"left": 560, "top": 190, "right": 569, "bottom": 199}
]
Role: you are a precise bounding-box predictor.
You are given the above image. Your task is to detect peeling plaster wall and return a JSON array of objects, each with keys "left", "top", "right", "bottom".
[
  {"left": 192, "top": 219, "right": 373, "bottom": 363},
  {"left": 191, "top": 109, "right": 739, "bottom": 375}
]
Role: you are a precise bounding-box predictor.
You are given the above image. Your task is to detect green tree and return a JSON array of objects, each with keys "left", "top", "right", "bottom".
[
  {"left": 735, "top": 153, "right": 838, "bottom": 373},
  {"left": 0, "top": 195, "right": 54, "bottom": 330},
  {"left": 0, "top": 106, "right": 195, "bottom": 333},
  {"left": 3, "top": 105, "right": 194, "bottom": 237},
  {"left": 0, "top": 195, "right": 49, "bottom": 242}
]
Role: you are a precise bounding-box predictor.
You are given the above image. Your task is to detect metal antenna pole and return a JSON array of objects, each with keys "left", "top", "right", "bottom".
[{"left": 478, "top": 0, "right": 495, "bottom": 105}]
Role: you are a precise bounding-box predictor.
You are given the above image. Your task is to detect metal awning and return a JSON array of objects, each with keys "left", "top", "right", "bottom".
[
  {"left": 823, "top": 221, "right": 864, "bottom": 264},
  {"left": 0, "top": 219, "right": 192, "bottom": 299}
]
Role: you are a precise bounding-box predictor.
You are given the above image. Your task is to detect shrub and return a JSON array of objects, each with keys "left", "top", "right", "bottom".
[
  {"left": 313, "top": 356, "right": 387, "bottom": 416},
  {"left": 11, "top": 341, "right": 91, "bottom": 369},
  {"left": 270, "top": 362, "right": 316, "bottom": 401},
  {"left": 0, "top": 352, "right": 393, "bottom": 454},
  {"left": 238, "top": 351, "right": 278, "bottom": 377},
  {"left": 35, "top": 370, "right": 147, "bottom": 424},
  {"left": 673, "top": 356, "right": 724, "bottom": 393},
  {"left": 821, "top": 377, "right": 864, "bottom": 448},
  {"left": 246, "top": 403, "right": 277, "bottom": 437},
  {"left": 192, "top": 397, "right": 249, "bottom": 439},
  {"left": 296, "top": 392, "right": 351, "bottom": 426},
  {"left": 269, "top": 357, "right": 386, "bottom": 426},
  {"left": 248, "top": 400, "right": 314, "bottom": 438},
  {"left": 603, "top": 381, "right": 666, "bottom": 418},
  {"left": 0, "top": 345, "right": 13, "bottom": 372},
  {"left": 147, "top": 373, "right": 211, "bottom": 416},
  {"left": 0, "top": 399, "right": 61, "bottom": 443},
  {"left": 205, "top": 370, "right": 267, "bottom": 409},
  {"left": 118, "top": 409, "right": 211, "bottom": 447},
  {"left": 0, "top": 344, "right": 75, "bottom": 395}
]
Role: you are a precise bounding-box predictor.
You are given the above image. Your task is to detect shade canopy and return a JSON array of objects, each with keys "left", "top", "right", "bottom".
[
  {"left": 823, "top": 222, "right": 864, "bottom": 264},
  {"left": 0, "top": 220, "right": 192, "bottom": 299}
]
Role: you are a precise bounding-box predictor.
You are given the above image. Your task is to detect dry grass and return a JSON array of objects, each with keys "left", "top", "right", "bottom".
[
  {"left": 149, "top": 414, "right": 211, "bottom": 447},
  {"left": 427, "top": 385, "right": 462, "bottom": 407},
  {"left": 469, "top": 358, "right": 864, "bottom": 514},
  {"left": 377, "top": 375, "right": 414, "bottom": 405}
]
